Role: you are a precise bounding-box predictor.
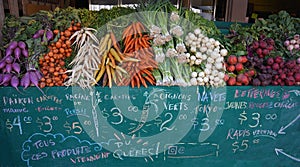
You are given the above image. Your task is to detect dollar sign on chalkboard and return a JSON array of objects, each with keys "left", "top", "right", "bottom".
[
  {"left": 5, "top": 119, "right": 13, "bottom": 132},
  {"left": 63, "top": 121, "right": 72, "bottom": 134},
  {"left": 239, "top": 111, "right": 247, "bottom": 125}
]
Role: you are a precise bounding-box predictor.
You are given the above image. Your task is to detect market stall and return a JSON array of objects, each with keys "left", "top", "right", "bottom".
[{"left": 0, "top": 0, "right": 299, "bottom": 166}]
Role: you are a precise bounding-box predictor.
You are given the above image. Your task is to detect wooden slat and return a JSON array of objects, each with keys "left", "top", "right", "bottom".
[
  {"left": 22, "top": 0, "right": 30, "bottom": 16},
  {"left": 8, "top": 0, "right": 19, "bottom": 17}
]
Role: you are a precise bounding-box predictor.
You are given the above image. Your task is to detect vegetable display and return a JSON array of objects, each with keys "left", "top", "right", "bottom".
[{"left": 0, "top": 0, "right": 299, "bottom": 90}]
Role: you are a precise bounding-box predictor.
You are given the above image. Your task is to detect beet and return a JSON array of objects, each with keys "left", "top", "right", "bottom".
[
  {"left": 272, "top": 63, "right": 279, "bottom": 70},
  {"left": 262, "top": 49, "right": 270, "bottom": 56},
  {"left": 259, "top": 40, "right": 267, "bottom": 48},
  {"left": 274, "top": 56, "right": 283, "bottom": 63},
  {"left": 252, "top": 41, "right": 259, "bottom": 49},
  {"left": 294, "top": 73, "right": 300, "bottom": 82},
  {"left": 252, "top": 78, "right": 261, "bottom": 86},
  {"left": 256, "top": 48, "right": 262, "bottom": 55}
]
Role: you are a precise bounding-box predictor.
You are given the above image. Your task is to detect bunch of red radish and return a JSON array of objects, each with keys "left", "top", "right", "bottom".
[{"left": 224, "top": 55, "right": 255, "bottom": 86}]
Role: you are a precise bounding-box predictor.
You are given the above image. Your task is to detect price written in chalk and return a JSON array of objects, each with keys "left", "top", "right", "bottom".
[
  {"left": 191, "top": 117, "right": 225, "bottom": 132},
  {"left": 231, "top": 139, "right": 260, "bottom": 154},
  {"left": 239, "top": 111, "right": 278, "bottom": 128},
  {"left": 63, "top": 121, "right": 84, "bottom": 135},
  {"left": 36, "top": 116, "right": 58, "bottom": 133}
]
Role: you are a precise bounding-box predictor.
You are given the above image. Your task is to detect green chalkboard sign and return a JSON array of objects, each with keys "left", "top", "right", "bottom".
[{"left": 0, "top": 86, "right": 299, "bottom": 167}]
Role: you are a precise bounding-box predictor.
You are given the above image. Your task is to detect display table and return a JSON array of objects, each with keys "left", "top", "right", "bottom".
[{"left": 0, "top": 86, "right": 299, "bottom": 167}]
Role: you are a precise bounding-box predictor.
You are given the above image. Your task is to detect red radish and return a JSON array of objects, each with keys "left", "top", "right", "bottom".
[
  {"left": 227, "top": 55, "right": 237, "bottom": 65},
  {"left": 247, "top": 69, "right": 256, "bottom": 77},
  {"left": 224, "top": 74, "right": 229, "bottom": 81},
  {"left": 238, "top": 56, "right": 247, "bottom": 63},
  {"left": 227, "top": 65, "right": 235, "bottom": 72},
  {"left": 235, "top": 82, "right": 242, "bottom": 86},
  {"left": 227, "top": 77, "right": 236, "bottom": 86},
  {"left": 6, "top": 64, "right": 12, "bottom": 73},
  {"left": 235, "top": 63, "right": 244, "bottom": 72},
  {"left": 12, "top": 63, "right": 21, "bottom": 73}
]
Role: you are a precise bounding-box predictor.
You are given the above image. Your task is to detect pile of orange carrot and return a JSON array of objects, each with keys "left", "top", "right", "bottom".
[{"left": 118, "top": 21, "right": 157, "bottom": 88}]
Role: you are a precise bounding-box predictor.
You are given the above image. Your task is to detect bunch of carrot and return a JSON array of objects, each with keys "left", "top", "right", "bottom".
[
  {"left": 93, "top": 32, "right": 132, "bottom": 87},
  {"left": 38, "top": 21, "right": 81, "bottom": 88},
  {"left": 118, "top": 21, "right": 157, "bottom": 88}
]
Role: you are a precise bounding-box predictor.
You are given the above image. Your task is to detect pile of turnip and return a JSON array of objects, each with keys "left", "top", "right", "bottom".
[
  {"left": 284, "top": 34, "right": 300, "bottom": 54},
  {"left": 185, "top": 28, "right": 227, "bottom": 86}
]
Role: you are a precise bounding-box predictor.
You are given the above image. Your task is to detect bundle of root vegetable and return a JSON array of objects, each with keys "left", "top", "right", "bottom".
[
  {"left": 117, "top": 21, "right": 157, "bottom": 88},
  {"left": 38, "top": 21, "right": 81, "bottom": 88},
  {"left": 93, "top": 32, "right": 133, "bottom": 88}
]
